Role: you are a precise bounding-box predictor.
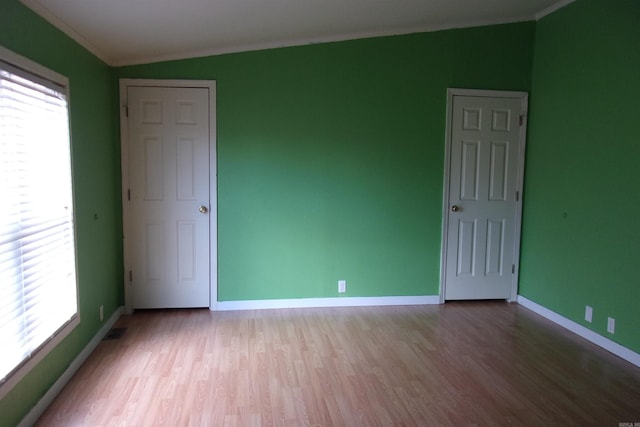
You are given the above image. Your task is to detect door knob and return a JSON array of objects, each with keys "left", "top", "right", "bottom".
[
  {"left": 451, "top": 205, "right": 459, "bottom": 212},
  {"left": 199, "top": 205, "right": 209, "bottom": 214}
]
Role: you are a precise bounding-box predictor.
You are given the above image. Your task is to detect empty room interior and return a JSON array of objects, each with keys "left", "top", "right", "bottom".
[{"left": 1, "top": 0, "right": 639, "bottom": 425}]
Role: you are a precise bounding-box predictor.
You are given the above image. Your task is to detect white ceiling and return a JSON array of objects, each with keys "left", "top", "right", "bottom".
[{"left": 21, "top": 0, "right": 573, "bottom": 66}]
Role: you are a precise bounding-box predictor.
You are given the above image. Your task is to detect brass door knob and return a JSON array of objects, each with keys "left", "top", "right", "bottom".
[{"left": 199, "top": 205, "right": 209, "bottom": 214}]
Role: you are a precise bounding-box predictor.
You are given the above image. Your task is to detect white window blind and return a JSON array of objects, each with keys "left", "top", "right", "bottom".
[{"left": 0, "top": 58, "right": 79, "bottom": 387}]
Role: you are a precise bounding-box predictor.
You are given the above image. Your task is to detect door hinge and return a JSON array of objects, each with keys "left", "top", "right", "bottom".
[
  {"left": 519, "top": 114, "right": 525, "bottom": 126},
  {"left": 516, "top": 191, "right": 519, "bottom": 202},
  {"left": 124, "top": 104, "right": 129, "bottom": 117},
  {"left": 127, "top": 189, "right": 131, "bottom": 201},
  {"left": 512, "top": 264, "right": 515, "bottom": 274},
  {"left": 129, "top": 270, "right": 133, "bottom": 282}
]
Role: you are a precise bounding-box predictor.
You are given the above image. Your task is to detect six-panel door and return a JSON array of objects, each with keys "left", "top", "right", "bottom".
[
  {"left": 128, "top": 86, "right": 210, "bottom": 308},
  {"left": 444, "top": 95, "right": 523, "bottom": 300}
]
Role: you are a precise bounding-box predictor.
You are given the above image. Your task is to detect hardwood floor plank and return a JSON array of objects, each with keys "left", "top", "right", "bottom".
[{"left": 34, "top": 302, "right": 640, "bottom": 426}]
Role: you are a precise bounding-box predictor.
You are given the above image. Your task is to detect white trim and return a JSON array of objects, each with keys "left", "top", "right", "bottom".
[
  {"left": 440, "top": 89, "right": 528, "bottom": 303},
  {"left": 511, "top": 94, "right": 528, "bottom": 301},
  {"left": 0, "top": 45, "right": 68, "bottom": 87},
  {"left": 208, "top": 84, "right": 218, "bottom": 312},
  {"left": 517, "top": 296, "right": 640, "bottom": 368},
  {"left": 0, "top": 318, "right": 80, "bottom": 401},
  {"left": 216, "top": 295, "right": 440, "bottom": 311},
  {"left": 535, "top": 0, "right": 576, "bottom": 20},
  {"left": 119, "top": 81, "right": 132, "bottom": 314},
  {"left": 112, "top": 15, "right": 537, "bottom": 66},
  {"left": 19, "top": 0, "right": 112, "bottom": 65},
  {"left": 439, "top": 89, "right": 454, "bottom": 304},
  {"left": 17, "top": 306, "right": 124, "bottom": 427},
  {"left": 119, "top": 79, "right": 218, "bottom": 312}
]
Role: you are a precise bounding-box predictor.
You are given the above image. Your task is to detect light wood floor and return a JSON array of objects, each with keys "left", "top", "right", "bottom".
[{"left": 36, "top": 302, "right": 640, "bottom": 426}]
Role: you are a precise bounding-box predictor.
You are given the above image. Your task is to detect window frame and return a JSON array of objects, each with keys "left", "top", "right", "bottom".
[{"left": 0, "top": 45, "right": 80, "bottom": 400}]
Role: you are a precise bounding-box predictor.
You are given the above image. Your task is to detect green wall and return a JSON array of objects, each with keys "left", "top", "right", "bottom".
[
  {"left": 118, "top": 23, "right": 535, "bottom": 301},
  {"left": 9, "top": 0, "right": 640, "bottom": 424},
  {"left": 520, "top": 0, "right": 640, "bottom": 352},
  {"left": 0, "top": 1, "right": 123, "bottom": 426}
]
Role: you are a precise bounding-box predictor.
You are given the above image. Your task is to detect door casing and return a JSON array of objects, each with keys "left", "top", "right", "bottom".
[
  {"left": 439, "top": 88, "right": 528, "bottom": 303},
  {"left": 119, "top": 79, "right": 217, "bottom": 313}
]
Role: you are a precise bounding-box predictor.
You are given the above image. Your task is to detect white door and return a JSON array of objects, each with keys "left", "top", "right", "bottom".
[
  {"left": 127, "top": 85, "right": 211, "bottom": 308},
  {"left": 442, "top": 90, "right": 527, "bottom": 300}
]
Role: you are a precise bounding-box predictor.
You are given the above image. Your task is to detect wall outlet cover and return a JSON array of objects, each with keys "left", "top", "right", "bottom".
[
  {"left": 585, "top": 305, "right": 593, "bottom": 323},
  {"left": 338, "top": 280, "right": 346, "bottom": 293},
  {"left": 607, "top": 317, "right": 615, "bottom": 334}
]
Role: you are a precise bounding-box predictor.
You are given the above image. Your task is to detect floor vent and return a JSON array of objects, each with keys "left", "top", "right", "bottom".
[{"left": 103, "top": 327, "right": 127, "bottom": 340}]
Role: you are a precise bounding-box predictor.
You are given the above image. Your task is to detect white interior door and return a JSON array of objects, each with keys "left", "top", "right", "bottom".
[
  {"left": 442, "top": 90, "right": 527, "bottom": 301},
  {"left": 127, "top": 85, "right": 211, "bottom": 308}
]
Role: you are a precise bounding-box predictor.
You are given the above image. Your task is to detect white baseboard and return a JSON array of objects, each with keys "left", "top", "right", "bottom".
[
  {"left": 19, "top": 306, "right": 124, "bottom": 427},
  {"left": 517, "top": 295, "right": 640, "bottom": 368},
  {"left": 215, "top": 295, "right": 440, "bottom": 311}
]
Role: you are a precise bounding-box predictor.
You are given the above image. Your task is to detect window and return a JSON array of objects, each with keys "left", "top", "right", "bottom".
[{"left": 0, "top": 46, "right": 79, "bottom": 398}]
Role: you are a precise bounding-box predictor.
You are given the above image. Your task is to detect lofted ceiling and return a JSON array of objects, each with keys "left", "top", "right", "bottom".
[{"left": 21, "top": 0, "right": 573, "bottom": 66}]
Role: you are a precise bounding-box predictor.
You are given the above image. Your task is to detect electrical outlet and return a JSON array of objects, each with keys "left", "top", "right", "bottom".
[
  {"left": 338, "top": 280, "right": 346, "bottom": 293},
  {"left": 585, "top": 305, "right": 593, "bottom": 323},
  {"left": 607, "top": 317, "right": 615, "bottom": 334},
  {"left": 99, "top": 305, "right": 104, "bottom": 322}
]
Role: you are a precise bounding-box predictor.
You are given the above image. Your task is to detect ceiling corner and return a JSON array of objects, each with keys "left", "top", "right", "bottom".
[
  {"left": 19, "top": 0, "right": 114, "bottom": 66},
  {"left": 534, "top": 0, "right": 577, "bottom": 20}
]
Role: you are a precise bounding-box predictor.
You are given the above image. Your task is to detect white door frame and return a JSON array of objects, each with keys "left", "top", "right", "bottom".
[
  {"left": 439, "top": 88, "right": 528, "bottom": 303},
  {"left": 119, "top": 79, "right": 217, "bottom": 313}
]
